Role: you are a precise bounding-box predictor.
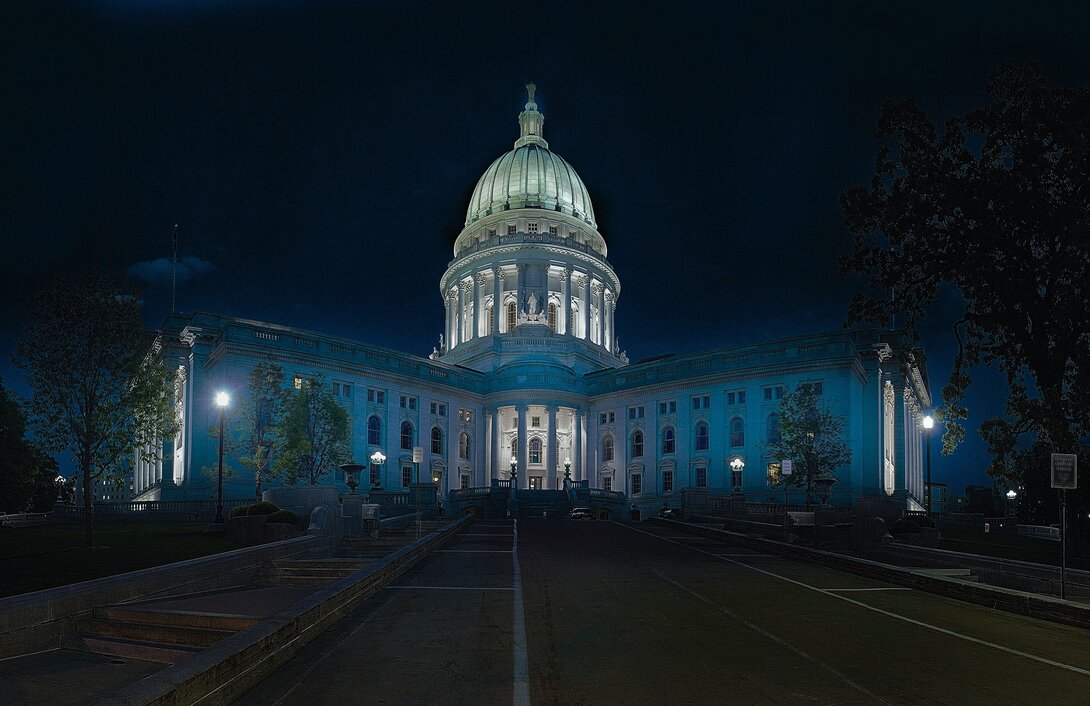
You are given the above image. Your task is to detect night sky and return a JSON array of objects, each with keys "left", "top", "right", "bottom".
[{"left": 6, "top": 1, "right": 1089, "bottom": 491}]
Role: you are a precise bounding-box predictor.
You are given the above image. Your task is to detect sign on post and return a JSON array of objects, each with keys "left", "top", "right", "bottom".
[
  {"left": 781, "top": 460, "right": 793, "bottom": 476},
  {"left": 1052, "top": 453, "right": 1078, "bottom": 489},
  {"left": 412, "top": 446, "right": 423, "bottom": 464}
]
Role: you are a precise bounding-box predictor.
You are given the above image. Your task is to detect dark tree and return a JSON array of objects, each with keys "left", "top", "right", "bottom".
[
  {"left": 235, "top": 363, "right": 289, "bottom": 501},
  {"left": 278, "top": 374, "right": 350, "bottom": 485},
  {"left": 16, "top": 273, "right": 176, "bottom": 547},
  {"left": 764, "top": 385, "right": 852, "bottom": 503},
  {"left": 841, "top": 62, "right": 1090, "bottom": 483},
  {"left": 0, "top": 378, "right": 56, "bottom": 513}
]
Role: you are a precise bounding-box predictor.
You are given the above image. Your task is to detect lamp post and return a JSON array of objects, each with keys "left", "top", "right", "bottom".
[
  {"left": 369, "top": 450, "right": 386, "bottom": 488},
  {"left": 214, "top": 391, "right": 230, "bottom": 524},
  {"left": 729, "top": 458, "right": 745, "bottom": 494},
  {"left": 1006, "top": 489, "right": 1017, "bottom": 518},
  {"left": 922, "top": 415, "right": 934, "bottom": 518},
  {"left": 564, "top": 457, "right": 571, "bottom": 489}
]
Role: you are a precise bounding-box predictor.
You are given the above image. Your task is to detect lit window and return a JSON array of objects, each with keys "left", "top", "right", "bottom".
[
  {"left": 695, "top": 422, "right": 709, "bottom": 451},
  {"left": 767, "top": 462, "right": 781, "bottom": 485},
  {"left": 663, "top": 470, "right": 673, "bottom": 493},
  {"left": 431, "top": 427, "right": 443, "bottom": 455},
  {"left": 400, "top": 421, "right": 413, "bottom": 450},
  {"left": 367, "top": 415, "right": 382, "bottom": 445},
  {"left": 294, "top": 375, "right": 303, "bottom": 390},
  {"left": 696, "top": 467, "right": 707, "bottom": 488},
  {"left": 730, "top": 417, "right": 744, "bottom": 447},
  {"left": 663, "top": 427, "right": 676, "bottom": 455},
  {"left": 631, "top": 430, "right": 644, "bottom": 457},
  {"left": 631, "top": 473, "right": 642, "bottom": 495},
  {"left": 603, "top": 436, "right": 614, "bottom": 462},
  {"left": 530, "top": 438, "right": 542, "bottom": 464}
]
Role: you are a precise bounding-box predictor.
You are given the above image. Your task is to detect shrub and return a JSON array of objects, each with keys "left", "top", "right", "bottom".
[
  {"left": 229, "top": 505, "right": 252, "bottom": 518},
  {"left": 267, "top": 509, "right": 299, "bottom": 526},
  {"left": 248, "top": 501, "right": 280, "bottom": 516}
]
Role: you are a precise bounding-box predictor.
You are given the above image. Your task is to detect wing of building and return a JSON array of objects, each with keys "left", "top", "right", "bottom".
[{"left": 136, "top": 85, "right": 932, "bottom": 515}]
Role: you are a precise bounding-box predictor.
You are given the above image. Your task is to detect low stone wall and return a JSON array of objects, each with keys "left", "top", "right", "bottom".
[
  {"left": 0, "top": 535, "right": 325, "bottom": 659},
  {"left": 110, "top": 514, "right": 472, "bottom": 705},
  {"left": 651, "top": 518, "right": 1090, "bottom": 630}
]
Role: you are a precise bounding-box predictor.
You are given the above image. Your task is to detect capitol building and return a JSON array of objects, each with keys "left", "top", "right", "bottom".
[{"left": 138, "top": 86, "right": 932, "bottom": 515}]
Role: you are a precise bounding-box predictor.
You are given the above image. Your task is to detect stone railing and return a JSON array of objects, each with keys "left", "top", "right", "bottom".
[
  {"left": 51, "top": 499, "right": 252, "bottom": 518},
  {"left": 589, "top": 489, "right": 625, "bottom": 502},
  {"left": 448, "top": 486, "right": 491, "bottom": 500}
]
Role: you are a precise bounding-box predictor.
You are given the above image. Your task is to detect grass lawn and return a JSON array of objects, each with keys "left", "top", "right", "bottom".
[{"left": 0, "top": 521, "right": 238, "bottom": 598}]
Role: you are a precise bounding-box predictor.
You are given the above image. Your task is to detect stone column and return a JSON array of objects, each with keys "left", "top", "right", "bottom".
[
  {"left": 581, "top": 275, "right": 591, "bottom": 341},
  {"left": 492, "top": 268, "right": 502, "bottom": 335},
  {"left": 474, "top": 272, "right": 486, "bottom": 338},
  {"left": 447, "top": 292, "right": 456, "bottom": 351},
  {"left": 516, "top": 404, "right": 528, "bottom": 488},
  {"left": 574, "top": 408, "right": 584, "bottom": 482},
  {"left": 547, "top": 406, "right": 558, "bottom": 487},
  {"left": 455, "top": 280, "right": 464, "bottom": 346},
  {"left": 561, "top": 267, "right": 571, "bottom": 335},
  {"left": 603, "top": 290, "right": 613, "bottom": 352},
  {"left": 591, "top": 282, "right": 602, "bottom": 345}
]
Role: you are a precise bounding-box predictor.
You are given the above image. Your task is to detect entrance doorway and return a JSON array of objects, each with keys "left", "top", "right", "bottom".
[{"left": 529, "top": 476, "right": 542, "bottom": 490}]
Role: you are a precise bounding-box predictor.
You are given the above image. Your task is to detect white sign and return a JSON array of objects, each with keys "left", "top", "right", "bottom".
[
  {"left": 781, "top": 459, "right": 793, "bottom": 476},
  {"left": 413, "top": 446, "right": 423, "bottom": 464},
  {"left": 1052, "top": 453, "right": 1078, "bottom": 490}
]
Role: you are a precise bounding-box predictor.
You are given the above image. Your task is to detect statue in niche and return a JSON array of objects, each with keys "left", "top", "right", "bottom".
[{"left": 527, "top": 292, "right": 539, "bottom": 316}]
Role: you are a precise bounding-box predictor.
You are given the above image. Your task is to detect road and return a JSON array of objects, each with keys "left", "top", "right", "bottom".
[{"left": 237, "top": 518, "right": 1090, "bottom": 705}]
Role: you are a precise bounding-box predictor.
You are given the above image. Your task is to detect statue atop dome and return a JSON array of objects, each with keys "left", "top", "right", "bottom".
[{"left": 515, "top": 82, "right": 547, "bottom": 149}]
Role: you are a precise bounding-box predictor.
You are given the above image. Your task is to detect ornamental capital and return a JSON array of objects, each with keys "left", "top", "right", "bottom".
[
  {"left": 476, "top": 272, "right": 488, "bottom": 287},
  {"left": 591, "top": 282, "right": 602, "bottom": 296}
]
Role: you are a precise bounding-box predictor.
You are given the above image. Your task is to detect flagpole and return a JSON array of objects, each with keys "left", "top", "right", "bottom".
[{"left": 171, "top": 223, "right": 178, "bottom": 314}]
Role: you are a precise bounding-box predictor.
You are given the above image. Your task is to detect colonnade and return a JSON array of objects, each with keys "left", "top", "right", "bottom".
[{"left": 484, "top": 404, "right": 587, "bottom": 489}]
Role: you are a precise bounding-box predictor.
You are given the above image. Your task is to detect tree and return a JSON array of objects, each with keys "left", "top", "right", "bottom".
[
  {"left": 15, "top": 272, "right": 176, "bottom": 547},
  {"left": 764, "top": 385, "right": 852, "bottom": 504},
  {"left": 841, "top": 62, "right": 1090, "bottom": 483},
  {"left": 0, "top": 377, "right": 56, "bottom": 513},
  {"left": 235, "top": 363, "right": 289, "bottom": 501},
  {"left": 277, "top": 375, "right": 349, "bottom": 485}
]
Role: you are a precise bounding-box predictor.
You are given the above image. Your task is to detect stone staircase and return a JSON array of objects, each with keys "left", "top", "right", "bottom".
[
  {"left": 67, "top": 604, "right": 254, "bottom": 664},
  {"left": 335, "top": 519, "right": 447, "bottom": 558},
  {"left": 517, "top": 490, "right": 571, "bottom": 518},
  {"left": 913, "top": 567, "right": 980, "bottom": 582},
  {"left": 258, "top": 558, "right": 370, "bottom": 587}
]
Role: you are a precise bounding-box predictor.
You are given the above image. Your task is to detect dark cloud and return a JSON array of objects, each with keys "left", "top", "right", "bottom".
[{"left": 128, "top": 256, "right": 216, "bottom": 286}]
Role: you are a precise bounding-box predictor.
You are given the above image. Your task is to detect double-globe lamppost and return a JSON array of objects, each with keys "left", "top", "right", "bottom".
[
  {"left": 369, "top": 450, "right": 386, "bottom": 488},
  {"left": 922, "top": 414, "right": 935, "bottom": 518},
  {"left": 214, "top": 391, "right": 230, "bottom": 524}
]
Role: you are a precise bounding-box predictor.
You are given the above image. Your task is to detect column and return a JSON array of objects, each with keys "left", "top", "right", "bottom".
[
  {"left": 455, "top": 280, "right": 464, "bottom": 346},
  {"left": 492, "top": 267, "right": 502, "bottom": 335},
  {"left": 547, "top": 406, "right": 558, "bottom": 487},
  {"left": 516, "top": 404, "right": 528, "bottom": 488},
  {"left": 474, "top": 272, "right": 486, "bottom": 338},
  {"left": 591, "top": 282, "right": 602, "bottom": 345},
  {"left": 490, "top": 408, "right": 501, "bottom": 482},
  {"left": 446, "top": 292, "right": 455, "bottom": 351},
  {"left": 603, "top": 290, "right": 613, "bottom": 351},
  {"left": 581, "top": 275, "right": 591, "bottom": 341},
  {"left": 574, "top": 408, "right": 584, "bottom": 482},
  {"left": 561, "top": 267, "right": 571, "bottom": 335}
]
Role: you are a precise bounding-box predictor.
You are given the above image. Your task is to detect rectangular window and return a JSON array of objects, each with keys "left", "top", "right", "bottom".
[
  {"left": 727, "top": 392, "right": 734, "bottom": 405},
  {"left": 767, "top": 462, "right": 781, "bottom": 485},
  {"left": 400, "top": 395, "right": 417, "bottom": 410},
  {"left": 461, "top": 474, "right": 470, "bottom": 489},
  {"left": 603, "top": 476, "right": 612, "bottom": 491},
  {"left": 370, "top": 462, "right": 380, "bottom": 486},
  {"left": 531, "top": 416, "right": 541, "bottom": 428},
  {"left": 549, "top": 226, "right": 558, "bottom": 235},
  {"left": 663, "top": 470, "right": 673, "bottom": 494},
  {"left": 598, "top": 412, "right": 615, "bottom": 424},
  {"left": 658, "top": 400, "right": 677, "bottom": 415},
  {"left": 489, "top": 228, "right": 497, "bottom": 238},
  {"left": 600, "top": 412, "right": 607, "bottom": 424},
  {"left": 430, "top": 402, "right": 437, "bottom": 414},
  {"left": 775, "top": 386, "right": 785, "bottom": 400},
  {"left": 528, "top": 222, "right": 538, "bottom": 233},
  {"left": 627, "top": 405, "right": 644, "bottom": 419},
  {"left": 507, "top": 224, "right": 517, "bottom": 235},
  {"left": 813, "top": 381, "right": 823, "bottom": 395},
  {"left": 343, "top": 384, "right": 351, "bottom": 398},
  {"left": 727, "top": 390, "right": 746, "bottom": 405},
  {"left": 732, "top": 465, "right": 743, "bottom": 490},
  {"left": 332, "top": 382, "right": 339, "bottom": 396},
  {"left": 764, "top": 386, "right": 785, "bottom": 401},
  {"left": 696, "top": 467, "right": 707, "bottom": 488},
  {"left": 631, "top": 473, "right": 642, "bottom": 496},
  {"left": 691, "top": 395, "right": 710, "bottom": 410},
  {"left": 439, "top": 403, "right": 447, "bottom": 417},
  {"left": 294, "top": 375, "right": 303, "bottom": 390},
  {"left": 402, "top": 466, "right": 412, "bottom": 488},
  {"left": 458, "top": 408, "right": 473, "bottom": 423},
  {"left": 368, "top": 388, "right": 384, "bottom": 403}
]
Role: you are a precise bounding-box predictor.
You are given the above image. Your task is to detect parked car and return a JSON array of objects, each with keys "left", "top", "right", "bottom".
[
  {"left": 658, "top": 507, "right": 679, "bottom": 519},
  {"left": 569, "top": 507, "right": 594, "bottom": 520}
]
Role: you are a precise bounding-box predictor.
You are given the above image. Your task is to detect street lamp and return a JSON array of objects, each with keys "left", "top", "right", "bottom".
[
  {"left": 564, "top": 457, "right": 571, "bottom": 487},
  {"left": 214, "top": 391, "right": 230, "bottom": 523},
  {"left": 729, "top": 458, "right": 745, "bottom": 493},
  {"left": 1006, "top": 488, "right": 1018, "bottom": 518},
  {"left": 922, "top": 414, "right": 934, "bottom": 518},
  {"left": 369, "top": 450, "right": 386, "bottom": 488}
]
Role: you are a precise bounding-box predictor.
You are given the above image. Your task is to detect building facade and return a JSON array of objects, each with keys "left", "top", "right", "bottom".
[{"left": 137, "top": 86, "right": 932, "bottom": 513}]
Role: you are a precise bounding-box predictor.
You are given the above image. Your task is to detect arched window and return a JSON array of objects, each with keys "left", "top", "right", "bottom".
[
  {"left": 695, "top": 422, "right": 709, "bottom": 451},
  {"left": 530, "top": 437, "right": 542, "bottom": 464},
  {"left": 631, "top": 430, "right": 644, "bottom": 458},
  {"left": 663, "top": 427, "right": 676, "bottom": 455},
  {"left": 506, "top": 301, "right": 517, "bottom": 332},
  {"left": 400, "top": 421, "right": 413, "bottom": 450},
  {"left": 548, "top": 302, "right": 558, "bottom": 332},
  {"left": 431, "top": 426, "right": 443, "bottom": 455},
  {"left": 767, "top": 414, "right": 781, "bottom": 444},
  {"left": 511, "top": 437, "right": 518, "bottom": 460},
  {"left": 730, "top": 417, "right": 744, "bottom": 448},
  {"left": 459, "top": 432, "right": 470, "bottom": 460},
  {"left": 603, "top": 435, "right": 614, "bottom": 462},
  {"left": 367, "top": 415, "right": 382, "bottom": 445}
]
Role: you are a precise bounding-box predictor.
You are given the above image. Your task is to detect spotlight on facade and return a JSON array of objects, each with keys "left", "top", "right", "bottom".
[{"left": 215, "top": 391, "right": 230, "bottom": 408}]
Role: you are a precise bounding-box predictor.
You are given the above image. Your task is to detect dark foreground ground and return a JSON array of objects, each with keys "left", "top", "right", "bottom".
[{"left": 237, "top": 519, "right": 1090, "bottom": 705}]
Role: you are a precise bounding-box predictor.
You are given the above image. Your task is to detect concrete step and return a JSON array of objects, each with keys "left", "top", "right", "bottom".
[
  {"left": 265, "top": 566, "right": 361, "bottom": 578},
  {"left": 913, "top": 568, "right": 979, "bottom": 582},
  {"left": 67, "top": 633, "right": 202, "bottom": 665},
  {"left": 99, "top": 606, "right": 260, "bottom": 632},
  {"left": 76, "top": 618, "right": 233, "bottom": 648},
  {"left": 264, "top": 576, "right": 348, "bottom": 587},
  {"left": 270, "top": 558, "right": 368, "bottom": 570}
]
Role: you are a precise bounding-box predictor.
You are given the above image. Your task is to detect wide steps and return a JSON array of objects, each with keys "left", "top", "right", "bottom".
[
  {"left": 100, "top": 605, "right": 260, "bottom": 632},
  {"left": 66, "top": 633, "right": 202, "bottom": 665},
  {"left": 913, "top": 567, "right": 980, "bottom": 582},
  {"left": 76, "top": 618, "right": 233, "bottom": 648}
]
